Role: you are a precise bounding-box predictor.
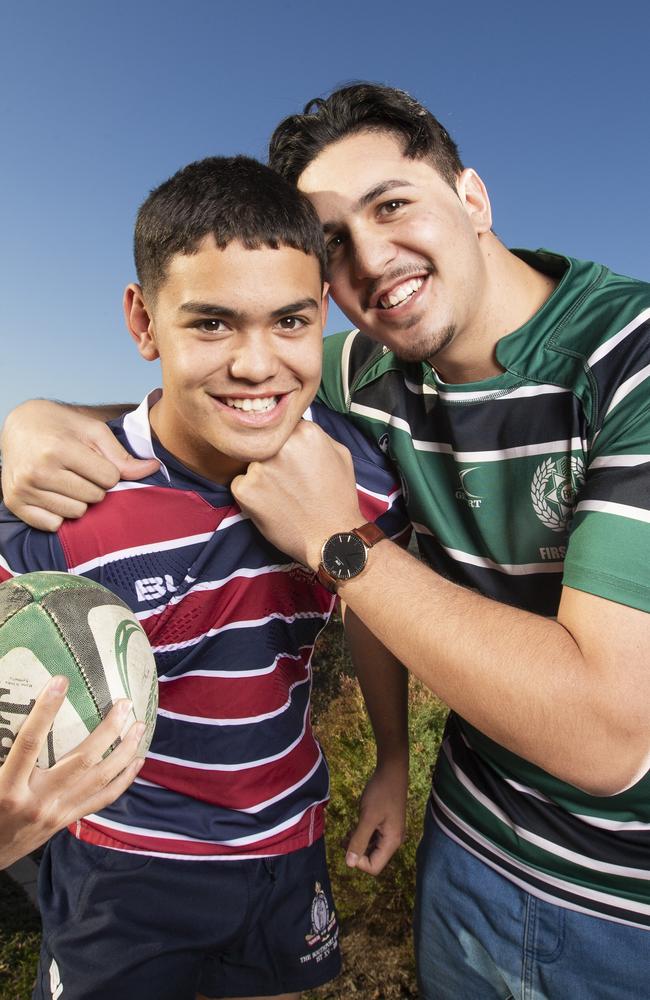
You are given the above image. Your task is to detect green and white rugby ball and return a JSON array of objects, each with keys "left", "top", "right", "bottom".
[{"left": 0, "top": 572, "right": 158, "bottom": 767}]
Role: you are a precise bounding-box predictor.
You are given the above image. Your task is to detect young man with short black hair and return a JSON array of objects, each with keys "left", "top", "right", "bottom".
[{"left": 0, "top": 154, "right": 409, "bottom": 1000}]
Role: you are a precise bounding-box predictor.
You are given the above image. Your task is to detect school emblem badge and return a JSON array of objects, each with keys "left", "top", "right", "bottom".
[
  {"left": 305, "top": 881, "right": 337, "bottom": 947},
  {"left": 531, "top": 456, "right": 585, "bottom": 532}
]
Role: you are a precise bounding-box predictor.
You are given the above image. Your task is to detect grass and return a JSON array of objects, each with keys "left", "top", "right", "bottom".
[{"left": 1, "top": 614, "right": 448, "bottom": 999}]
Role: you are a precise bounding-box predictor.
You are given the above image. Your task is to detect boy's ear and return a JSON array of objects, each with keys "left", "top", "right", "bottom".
[{"left": 124, "top": 284, "right": 159, "bottom": 361}]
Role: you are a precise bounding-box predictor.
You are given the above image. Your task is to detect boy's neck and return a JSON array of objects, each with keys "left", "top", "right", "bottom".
[{"left": 148, "top": 398, "right": 245, "bottom": 486}]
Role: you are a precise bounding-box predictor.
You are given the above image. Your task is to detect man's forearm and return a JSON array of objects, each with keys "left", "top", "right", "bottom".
[{"left": 337, "top": 542, "right": 649, "bottom": 794}]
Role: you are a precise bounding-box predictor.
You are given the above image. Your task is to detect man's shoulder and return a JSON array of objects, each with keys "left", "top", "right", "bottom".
[
  {"left": 319, "top": 329, "right": 399, "bottom": 413},
  {"left": 499, "top": 252, "right": 650, "bottom": 427}
]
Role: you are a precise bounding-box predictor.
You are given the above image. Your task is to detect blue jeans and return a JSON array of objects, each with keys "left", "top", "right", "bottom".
[{"left": 414, "top": 805, "right": 650, "bottom": 1000}]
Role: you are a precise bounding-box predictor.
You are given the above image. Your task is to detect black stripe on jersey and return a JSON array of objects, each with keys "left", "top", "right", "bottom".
[
  {"left": 352, "top": 374, "right": 586, "bottom": 454},
  {"left": 347, "top": 331, "right": 386, "bottom": 390},
  {"left": 431, "top": 797, "right": 650, "bottom": 927},
  {"left": 416, "top": 536, "right": 563, "bottom": 616},
  {"left": 581, "top": 464, "right": 650, "bottom": 511},
  {"left": 590, "top": 317, "right": 650, "bottom": 429},
  {"left": 153, "top": 615, "right": 328, "bottom": 674},
  {"left": 445, "top": 719, "right": 650, "bottom": 870},
  {"left": 154, "top": 678, "right": 312, "bottom": 766}
]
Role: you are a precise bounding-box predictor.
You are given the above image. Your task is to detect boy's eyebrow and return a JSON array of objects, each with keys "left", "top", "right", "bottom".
[
  {"left": 322, "top": 179, "right": 414, "bottom": 233},
  {"left": 179, "top": 301, "right": 238, "bottom": 318},
  {"left": 269, "top": 298, "right": 320, "bottom": 319},
  {"left": 178, "top": 298, "right": 320, "bottom": 320}
]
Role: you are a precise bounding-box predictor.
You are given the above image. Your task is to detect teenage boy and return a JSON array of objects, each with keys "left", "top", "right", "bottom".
[
  {"left": 6, "top": 84, "right": 650, "bottom": 1000},
  {"left": 0, "top": 154, "right": 409, "bottom": 1000}
]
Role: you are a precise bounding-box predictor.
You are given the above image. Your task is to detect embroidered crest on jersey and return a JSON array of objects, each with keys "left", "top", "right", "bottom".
[{"left": 531, "top": 456, "right": 585, "bottom": 532}]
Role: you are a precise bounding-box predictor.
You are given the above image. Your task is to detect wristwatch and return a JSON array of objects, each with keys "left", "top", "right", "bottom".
[{"left": 316, "top": 522, "right": 386, "bottom": 593}]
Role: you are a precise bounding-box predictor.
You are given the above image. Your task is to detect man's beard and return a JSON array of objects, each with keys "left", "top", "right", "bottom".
[{"left": 390, "top": 323, "right": 456, "bottom": 365}]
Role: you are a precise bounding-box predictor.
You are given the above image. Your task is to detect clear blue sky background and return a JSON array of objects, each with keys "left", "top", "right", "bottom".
[{"left": 2, "top": 0, "right": 648, "bottom": 428}]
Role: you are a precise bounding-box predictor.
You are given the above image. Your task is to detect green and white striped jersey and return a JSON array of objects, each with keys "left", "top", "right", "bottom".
[{"left": 318, "top": 249, "right": 650, "bottom": 928}]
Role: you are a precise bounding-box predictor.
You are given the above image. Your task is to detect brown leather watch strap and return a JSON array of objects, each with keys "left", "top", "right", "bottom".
[{"left": 352, "top": 522, "right": 386, "bottom": 547}]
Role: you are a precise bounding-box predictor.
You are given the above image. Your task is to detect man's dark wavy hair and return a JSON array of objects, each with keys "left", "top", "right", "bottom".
[
  {"left": 268, "top": 82, "right": 464, "bottom": 188},
  {"left": 134, "top": 155, "right": 326, "bottom": 296}
]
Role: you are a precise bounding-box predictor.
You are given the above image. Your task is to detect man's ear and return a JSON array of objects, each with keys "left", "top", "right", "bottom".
[
  {"left": 123, "top": 284, "right": 159, "bottom": 361},
  {"left": 457, "top": 169, "right": 493, "bottom": 234},
  {"left": 321, "top": 283, "right": 330, "bottom": 327}
]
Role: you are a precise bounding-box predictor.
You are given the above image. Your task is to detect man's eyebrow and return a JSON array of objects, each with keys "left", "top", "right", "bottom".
[
  {"left": 322, "top": 180, "right": 415, "bottom": 233},
  {"left": 270, "top": 298, "right": 320, "bottom": 319}
]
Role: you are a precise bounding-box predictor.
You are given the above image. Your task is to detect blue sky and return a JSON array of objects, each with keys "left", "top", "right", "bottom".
[{"left": 2, "top": 0, "right": 648, "bottom": 427}]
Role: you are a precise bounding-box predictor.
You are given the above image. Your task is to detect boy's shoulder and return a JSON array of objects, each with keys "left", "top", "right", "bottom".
[{"left": 307, "top": 400, "right": 392, "bottom": 471}]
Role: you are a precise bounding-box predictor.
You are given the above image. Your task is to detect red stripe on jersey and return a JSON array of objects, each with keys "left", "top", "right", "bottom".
[
  {"left": 158, "top": 648, "right": 311, "bottom": 719},
  {"left": 358, "top": 490, "right": 394, "bottom": 523},
  {"left": 141, "top": 570, "right": 331, "bottom": 647},
  {"left": 72, "top": 805, "right": 325, "bottom": 857},
  {"left": 58, "top": 487, "right": 237, "bottom": 567},
  {"left": 0, "top": 566, "right": 13, "bottom": 583},
  {"left": 141, "top": 727, "right": 320, "bottom": 809}
]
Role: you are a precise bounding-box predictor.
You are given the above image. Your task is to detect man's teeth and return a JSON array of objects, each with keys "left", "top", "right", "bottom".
[
  {"left": 379, "top": 276, "right": 424, "bottom": 309},
  {"left": 224, "top": 396, "right": 278, "bottom": 412}
]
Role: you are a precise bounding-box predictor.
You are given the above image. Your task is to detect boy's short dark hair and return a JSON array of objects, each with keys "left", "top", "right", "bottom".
[
  {"left": 268, "top": 82, "right": 464, "bottom": 190},
  {"left": 134, "top": 155, "right": 326, "bottom": 296}
]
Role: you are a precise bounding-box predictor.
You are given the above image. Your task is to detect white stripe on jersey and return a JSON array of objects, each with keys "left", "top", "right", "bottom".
[
  {"left": 136, "top": 563, "right": 299, "bottom": 621},
  {"left": 350, "top": 402, "right": 584, "bottom": 461},
  {"left": 587, "top": 308, "right": 650, "bottom": 367},
  {"left": 442, "top": 741, "right": 650, "bottom": 881},
  {"left": 590, "top": 454, "right": 650, "bottom": 468},
  {"left": 341, "top": 329, "right": 358, "bottom": 410},
  {"left": 604, "top": 363, "right": 650, "bottom": 418},
  {"left": 575, "top": 499, "right": 650, "bottom": 524},
  {"left": 434, "top": 383, "right": 568, "bottom": 403},
  {"left": 69, "top": 531, "right": 216, "bottom": 575},
  {"left": 150, "top": 610, "right": 329, "bottom": 654},
  {"left": 412, "top": 525, "right": 563, "bottom": 574},
  {"left": 238, "top": 750, "right": 325, "bottom": 813}
]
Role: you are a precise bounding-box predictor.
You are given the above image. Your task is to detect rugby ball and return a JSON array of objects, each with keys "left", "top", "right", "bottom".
[{"left": 0, "top": 572, "right": 158, "bottom": 768}]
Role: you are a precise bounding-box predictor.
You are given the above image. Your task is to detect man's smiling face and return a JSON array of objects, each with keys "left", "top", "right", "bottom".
[
  {"left": 126, "top": 236, "right": 325, "bottom": 484},
  {"left": 297, "top": 130, "right": 492, "bottom": 366}
]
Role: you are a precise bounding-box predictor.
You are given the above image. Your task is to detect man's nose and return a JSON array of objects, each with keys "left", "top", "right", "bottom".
[{"left": 350, "top": 229, "right": 396, "bottom": 282}]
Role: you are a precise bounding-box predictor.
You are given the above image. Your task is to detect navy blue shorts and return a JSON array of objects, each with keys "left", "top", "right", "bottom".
[{"left": 34, "top": 830, "right": 341, "bottom": 999}]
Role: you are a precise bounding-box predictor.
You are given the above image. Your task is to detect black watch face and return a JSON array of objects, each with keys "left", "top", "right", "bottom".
[{"left": 322, "top": 533, "right": 367, "bottom": 580}]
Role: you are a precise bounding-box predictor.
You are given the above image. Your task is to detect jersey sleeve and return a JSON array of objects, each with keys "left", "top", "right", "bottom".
[
  {"left": 563, "top": 377, "right": 650, "bottom": 612},
  {"left": 308, "top": 402, "right": 411, "bottom": 546},
  {"left": 0, "top": 503, "right": 68, "bottom": 583},
  {"left": 317, "top": 329, "right": 385, "bottom": 415}
]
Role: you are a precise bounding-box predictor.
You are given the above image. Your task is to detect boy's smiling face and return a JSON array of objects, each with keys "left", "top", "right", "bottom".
[{"left": 125, "top": 236, "right": 326, "bottom": 484}]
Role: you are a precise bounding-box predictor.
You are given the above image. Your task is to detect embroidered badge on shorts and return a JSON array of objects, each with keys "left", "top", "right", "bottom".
[{"left": 299, "top": 881, "right": 339, "bottom": 965}]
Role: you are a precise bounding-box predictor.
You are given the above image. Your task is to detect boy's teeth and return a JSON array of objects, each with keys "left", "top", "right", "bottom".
[
  {"left": 379, "top": 276, "right": 424, "bottom": 309},
  {"left": 224, "top": 396, "right": 278, "bottom": 412}
]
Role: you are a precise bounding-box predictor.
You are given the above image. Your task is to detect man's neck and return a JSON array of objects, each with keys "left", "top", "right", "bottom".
[{"left": 432, "top": 238, "right": 557, "bottom": 384}]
